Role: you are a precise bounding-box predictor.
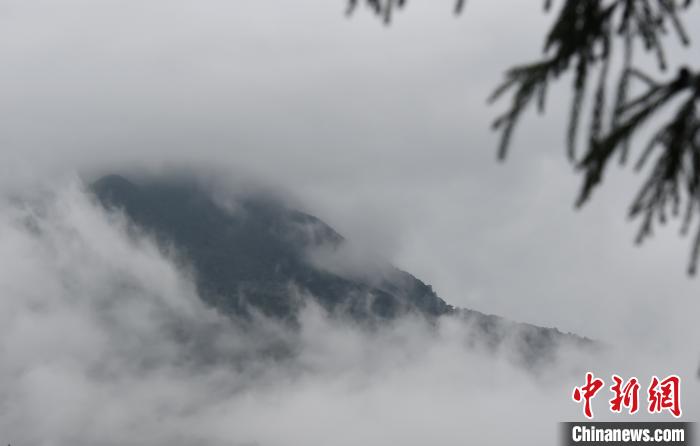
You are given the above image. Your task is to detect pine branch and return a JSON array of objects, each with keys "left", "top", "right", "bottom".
[
  {"left": 348, "top": 0, "right": 700, "bottom": 273},
  {"left": 347, "top": 0, "right": 466, "bottom": 23},
  {"left": 488, "top": 0, "right": 700, "bottom": 272}
]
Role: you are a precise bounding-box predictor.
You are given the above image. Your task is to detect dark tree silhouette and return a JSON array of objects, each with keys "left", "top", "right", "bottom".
[{"left": 349, "top": 0, "right": 700, "bottom": 274}]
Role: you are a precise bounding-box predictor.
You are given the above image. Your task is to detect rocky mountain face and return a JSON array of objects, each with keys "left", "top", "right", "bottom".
[
  {"left": 91, "top": 174, "right": 590, "bottom": 362},
  {"left": 92, "top": 174, "right": 453, "bottom": 320}
]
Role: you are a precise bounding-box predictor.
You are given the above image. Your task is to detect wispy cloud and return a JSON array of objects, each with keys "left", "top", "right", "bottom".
[{"left": 0, "top": 179, "right": 696, "bottom": 446}]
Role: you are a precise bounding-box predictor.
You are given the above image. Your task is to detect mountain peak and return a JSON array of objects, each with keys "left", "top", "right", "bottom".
[
  {"left": 90, "top": 173, "right": 592, "bottom": 365},
  {"left": 91, "top": 174, "right": 452, "bottom": 320}
]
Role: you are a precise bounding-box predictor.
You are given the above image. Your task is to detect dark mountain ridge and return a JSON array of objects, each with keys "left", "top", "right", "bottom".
[
  {"left": 92, "top": 174, "right": 453, "bottom": 320},
  {"left": 91, "top": 174, "right": 591, "bottom": 363}
]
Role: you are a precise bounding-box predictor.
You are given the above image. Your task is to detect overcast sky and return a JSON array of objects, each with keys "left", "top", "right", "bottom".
[{"left": 1, "top": 0, "right": 699, "bottom": 347}]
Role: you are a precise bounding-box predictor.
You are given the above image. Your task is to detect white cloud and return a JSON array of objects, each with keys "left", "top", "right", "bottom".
[{"left": 0, "top": 180, "right": 696, "bottom": 446}]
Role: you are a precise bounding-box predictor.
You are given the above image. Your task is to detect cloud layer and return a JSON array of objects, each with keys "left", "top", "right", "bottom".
[{"left": 0, "top": 180, "right": 696, "bottom": 446}]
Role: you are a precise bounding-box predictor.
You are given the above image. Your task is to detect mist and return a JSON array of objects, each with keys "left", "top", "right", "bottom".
[
  {"left": 0, "top": 178, "right": 695, "bottom": 446},
  {"left": 1, "top": 0, "right": 699, "bottom": 443},
  {"left": 1, "top": 0, "right": 699, "bottom": 342}
]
